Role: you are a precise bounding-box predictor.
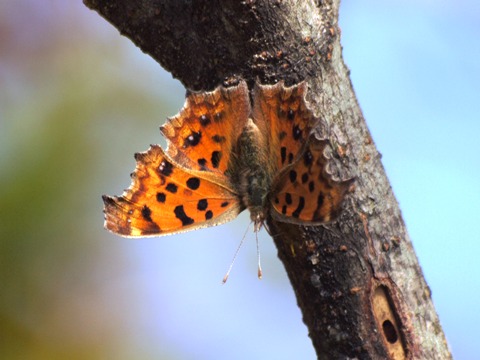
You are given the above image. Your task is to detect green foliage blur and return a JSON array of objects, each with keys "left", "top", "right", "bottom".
[{"left": 0, "top": 2, "right": 182, "bottom": 359}]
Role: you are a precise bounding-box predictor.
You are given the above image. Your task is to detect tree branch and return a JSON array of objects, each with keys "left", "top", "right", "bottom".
[{"left": 84, "top": 0, "right": 451, "bottom": 358}]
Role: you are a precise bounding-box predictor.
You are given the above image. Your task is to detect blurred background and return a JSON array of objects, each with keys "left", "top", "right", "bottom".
[{"left": 0, "top": 1, "right": 478, "bottom": 359}]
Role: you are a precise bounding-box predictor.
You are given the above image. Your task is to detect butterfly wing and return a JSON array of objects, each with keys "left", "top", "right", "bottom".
[
  {"left": 103, "top": 145, "right": 243, "bottom": 237},
  {"left": 252, "top": 81, "right": 351, "bottom": 224},
  {"left": 161, "top": 81, "right": 250, "bottom": 174},
  {"left": 270, "top": 137, "right": 353, "bottom": 224},
  {"left": 103, "top": 82, "right": 252, "bottom": 237},
  {"left": 252, "top": 81, "right": 316, "bottom": 175}
]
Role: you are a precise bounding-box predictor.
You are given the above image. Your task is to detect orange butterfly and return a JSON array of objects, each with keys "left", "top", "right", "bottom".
[{"left": 103, "top": 81, "right": 351, "bottom": 240}]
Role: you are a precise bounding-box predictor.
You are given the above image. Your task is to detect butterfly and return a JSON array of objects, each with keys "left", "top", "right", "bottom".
[{"left": 103, "top": 80, "right": 352, "bottom": 241}]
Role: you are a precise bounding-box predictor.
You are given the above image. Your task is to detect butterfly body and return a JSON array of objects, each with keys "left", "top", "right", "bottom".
[
  {"left": 103, "top": 81, "right": 352, "bottom": 238},
  {"left": 228, "top": 118, "right": 271, "bottom": 230}
]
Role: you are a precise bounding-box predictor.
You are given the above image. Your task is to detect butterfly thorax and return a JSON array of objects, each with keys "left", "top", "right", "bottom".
[{"left": 231, "top": 118, "right": 272, "bottom": 230}]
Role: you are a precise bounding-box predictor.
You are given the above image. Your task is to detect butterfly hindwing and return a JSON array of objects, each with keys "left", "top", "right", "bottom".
[
  {"left": 103, "top": 145, "right": 242, "bottom": 237},
  {"left": 270, "top": 136, "right": 352, "bottom": 224}
]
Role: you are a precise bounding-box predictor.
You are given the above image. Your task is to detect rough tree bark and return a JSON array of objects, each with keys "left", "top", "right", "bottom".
[{"left": 84, "top": 1, "right": 451, "bottom": 359}]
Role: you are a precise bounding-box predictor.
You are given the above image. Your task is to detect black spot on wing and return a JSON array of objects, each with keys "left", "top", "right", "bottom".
[
  {"left": 280, "top": 147, "right": 287, "bottom": 164},
  {"left": 293, "top": 125, "right": 302, "bottom": 140},
  {"left": 186, "top": 177, "right": 200, "bottom": 190},
  {"left": 289, "top": 170, "right": 297, "bottom": 183},
  {"left": 301, "top": 173, "right": 309, "bottom": 184},
  {"left": 158, "top": 160, "right": 173, "bottom": 176},
  {"left": 205, "top": 210, "right": 213, "bottom": 220},
  {"left": 199, "top": 115, "right": 211, "bottom": 126},
  {"left": 185, "top": 131, "right": 201, "bottom": 147},
  {"left": 304, "top": 149, "right": 313, "bottom": 166},
  {"left": 308, "top": 181, "right": 315, "bottom": 193},
  {"left": 313, "top": 193, "right": 325, "bottom": 221},
  {"left": 292, "top": 197, "right": 305, "bottom": 218},
  {"left": 285, "top": 193, "right": 292, "bottom": 205},
  {"left": 211, "top": 151, "right": 222, "bottom": 168},
  {"left": 282, "top": 205, "right": 287, "bottom": 215},
  {"left": 197, "top": 158, "right": 207, "bottom": 169},
  {"left": 197, "top": 199, "right": 208, "bottom": 211},
  {"left": 287, "top": 109, "right": 295, "bottom": 120},
  {"left": 166, "top": 183, "right": 178, "bottom": 193},
  {"left": 174, "top": 205, "right": 194, "bottom": 226},
  {"left": 141, "top": 205, "right": 153, "bottom": 222},
  {"left": 288, "top": 152, "right": 294, "bottom": 164},
  {"left": 220, "top": 201, "right": 230, "bottom": 207},
  {"left": 156, "top": 192, "right": 166, "bottom": 203}
]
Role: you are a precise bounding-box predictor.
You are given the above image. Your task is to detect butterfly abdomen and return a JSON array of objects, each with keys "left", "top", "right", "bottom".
[{"left": 231, "top": 118, "right": 272, "bottom": 225}]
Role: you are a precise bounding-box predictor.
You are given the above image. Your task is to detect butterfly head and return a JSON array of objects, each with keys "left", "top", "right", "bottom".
[{"left": 251, "top": 210, "right": 266, "bottom": 233}]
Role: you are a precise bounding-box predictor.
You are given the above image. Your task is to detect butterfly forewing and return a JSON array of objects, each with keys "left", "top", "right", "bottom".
[
  {"left": 161, "top": 82, "right": 250, "bottom": 174},
  {"left": 103, "top": 145, "right": 242, "bottom": 237},
  {"left": 252, "top": 82, "right": 317, "bottom": 175}
]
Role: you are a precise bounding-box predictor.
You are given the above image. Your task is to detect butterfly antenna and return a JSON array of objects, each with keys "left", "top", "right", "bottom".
[
  {"left": 222, "top": 222, "right": 251, "bottom": 284},
  {"left": 256, "top": 229, "right": 263, "bottom": 280}
]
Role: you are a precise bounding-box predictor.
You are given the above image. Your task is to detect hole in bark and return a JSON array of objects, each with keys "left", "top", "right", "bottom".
[{"left": 382, "top": 319, "right": 398, "bottom": 343}]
